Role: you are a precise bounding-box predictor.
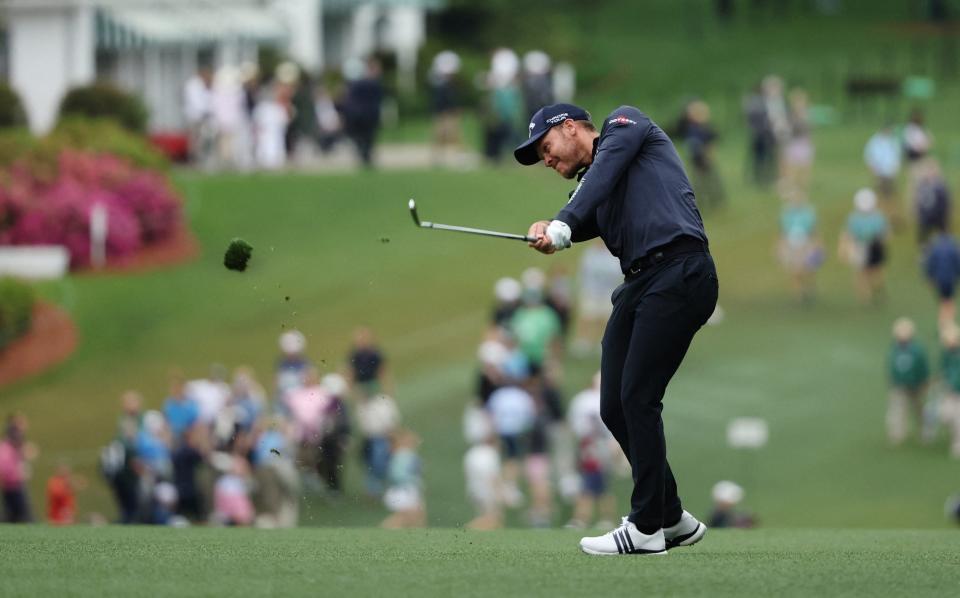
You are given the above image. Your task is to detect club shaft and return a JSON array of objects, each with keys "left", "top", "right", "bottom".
[{"left": 423, "top": 221, "right": 534, "bottom": 242}]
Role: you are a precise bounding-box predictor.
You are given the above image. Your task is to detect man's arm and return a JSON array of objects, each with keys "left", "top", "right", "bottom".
[{"left": 556, "top": 108, "right": 651, "bottom": 236}]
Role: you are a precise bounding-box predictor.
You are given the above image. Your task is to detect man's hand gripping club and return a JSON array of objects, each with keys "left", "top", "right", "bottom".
[{"left": 527, "top": 220, "right": 572, "bottom": 255}]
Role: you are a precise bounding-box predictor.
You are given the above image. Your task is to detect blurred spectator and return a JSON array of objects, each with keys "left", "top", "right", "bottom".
[
  {"left": 286, "top": 69, "right": 320, "bottom": 161},
  {"left": 708, "top": 480, "right": 755, "bottom": 528},
  {"left": 777, "top": 192, "right": 824, "bottom": 304},
  {"left": 101, "top": 391, "right": 143, "bottom": 523},
  {"left": 136, "top": 410, "right": 172, "bottom": 522},
  {"left": 903, "top": 109, "right": 933, "bottom": 186},
  {"left": 0, "top": 413, "right": 36, "bottom": 523},
  {"left": 47, "top": 463, "right": 83, "bottom": 525},
  {"left": 187, "top": 364, "right": 232, "bottom": 429},
  {"left": 524, "top": 376, "right": 556, "bottom": 527},
  {"left": 348, "top": 326, "right": 393, "bottom": 397},
  {"left": 212, "top": 65, "right": 250, "bottom": 170},
  {"left": 284, "top": 366, "right": 331, "bottom": 481},
  {"left": 341, "top": 57, "right": 384, "bottom": 168},
  {"left": 947, "top": 493, "right": 960, "bottom": 525},
  {"left": 521, "top": 50, "right": 554, "bottom": 120},
  {"left": 938, "top": 324, "right": 960, "bottom": 459},
  {"left": 914, "top": 159, "right": 951, "bottom": 245},
  {"left": 318, "top": 373, "right": 352, "bottom": 496},
  {"left": 152, "top": 481, "right": 181, "bottom": 526},
  {"left": 492, "top": 277, "right": 523, "bottom": 327},
  {"left": 864, "top": 124, "right": 903, "bottom": 227},
  {"left": 463, "top": 405, "right": 504, "bottom": 530},
  {"left": 184, "top": 65, "right": 215, "bottom": 168},
  {"left": 566, "top": 373, "right": 617, "bottom": 530},
  {"left": 163, "top": 372, "right": 199, "bottom": 447},
  {"left": 253, "top": 83, "right": 291, "bottom": 170},
  {"left": 838, "top": 188, "right": 888, "bottom": 304},
  {"left": 924, "top": 231, "right": 960, "bottom": 327},
  {"left": 429, "top": 51, "right": 464, "bottom": 165},
  {"left": 683, "top": 100, "right": 725, "bottom": 210},
  {"left": 545, "top": 264, "right": 574, "bottom": 341},
  {"left": 782, "top": 88, "right": 814, "bottom": 199},
  {"left": 483, "top": 48, "right": 523, "bottom": 163},
  {"left": 743, "top": 84, "right": 776, "bottom": 186},
  {"left": 762, "top": 75, "right": 791, "bottom": 178},
  {"left": 486, "top": 383, "right": 536, "bottom": 508},
  {"left": 314, "top": 83, "right": 343, "bottom": 153},
  {"left": 232, "top": 366, "right": 267, "bottom": 434},
  {"left": 356, "top": 393, "right": 401, "bottom": 497},
  {"left": 212, "top": 455, "right": 255, "bottom": 526},
  {"left": 276, "top": 329, "right": 311, "bottom": 401},
  {"left": 171, "top": 424, "right": 208, "bottom": 521},
  {"left": 252, "top": 418, "right": 300, "bottom": 528},
  {"left": 573, "top": 240, "right": 622, "bottom": 356},
  {"left": 381, "top": 429, "right": 426, "bottom": 528},
  {"left": 476, "top": 328, "right": 528, "bottom": 405},
  {"left": 510, "top": 284, "right": 563, "bottom": 376},
  {"left": 887, "top": 318, "right": 930, "bottom": 445}
]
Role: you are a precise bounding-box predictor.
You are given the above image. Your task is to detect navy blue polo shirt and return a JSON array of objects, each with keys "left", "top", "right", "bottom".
[{"left": 555, "top": 106, "right": 708, "bottom": 274}]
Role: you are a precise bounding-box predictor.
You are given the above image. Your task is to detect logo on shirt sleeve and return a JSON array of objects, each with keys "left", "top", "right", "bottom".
[{"left": 608, "top": 115, "right": 637, "bottom": 126}]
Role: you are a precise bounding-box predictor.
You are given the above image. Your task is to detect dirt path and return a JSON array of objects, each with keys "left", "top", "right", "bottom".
[{"left": 0, "top": 302, "right": 78, "bottom": 388}]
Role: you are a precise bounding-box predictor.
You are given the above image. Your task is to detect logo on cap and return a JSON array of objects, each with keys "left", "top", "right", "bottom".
[
  {"left": 528, "top": 121, "right": 536, "bottom": 138},
  {"left": 545, "top": 113, "right": 569, "bottom": 125}
]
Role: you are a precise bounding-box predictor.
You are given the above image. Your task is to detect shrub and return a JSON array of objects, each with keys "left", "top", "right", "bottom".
[
  {"left": 48, "top": 118, "right": 168, "bottom": 171},
  {"left": 58, "top": 83, "right": 149, "bottom": 133},
  {"left": 0, "top": 83, "right": 28, "bottom": 129},
  {"left": 0, "top": 277, "right": 35, "bottom": 351}
]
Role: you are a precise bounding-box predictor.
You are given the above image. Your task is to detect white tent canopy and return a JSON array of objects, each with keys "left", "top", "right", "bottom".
[{"left": 95, "top": 1, "right": 288, "bottom": 49}]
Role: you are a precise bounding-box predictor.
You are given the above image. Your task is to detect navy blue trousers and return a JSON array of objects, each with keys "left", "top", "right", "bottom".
[{"left": 600, "top": 251, "right": 718, "bottom": 531}]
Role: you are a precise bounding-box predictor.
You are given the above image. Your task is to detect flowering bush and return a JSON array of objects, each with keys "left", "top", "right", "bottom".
[{"left": 0, "top": 148, "right": 181, "bottom": 268}]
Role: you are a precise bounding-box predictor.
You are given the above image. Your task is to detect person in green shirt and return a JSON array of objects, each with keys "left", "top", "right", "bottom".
[
  {"left": 939, "top": 324, "right": 960, "bottom": 458},
  {"left": 887, "top": 318, "right": 930, "bottom": 445},
  {"left": 509, "top": 287, "right": 562, "bottom": 376}
]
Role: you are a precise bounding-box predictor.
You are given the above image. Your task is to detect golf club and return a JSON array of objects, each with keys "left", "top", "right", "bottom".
[{"left": 408, "top": 199, "right": 537, "bottom": 243}]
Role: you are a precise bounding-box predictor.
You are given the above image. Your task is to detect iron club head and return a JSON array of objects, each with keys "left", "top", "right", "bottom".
[{"left": 408, "top": 199, "right": 422, "bottom": 227}]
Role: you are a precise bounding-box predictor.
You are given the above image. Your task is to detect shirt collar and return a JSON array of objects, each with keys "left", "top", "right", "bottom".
[{"left": 575, "top": 137, "right": 600, "bottom": 182}]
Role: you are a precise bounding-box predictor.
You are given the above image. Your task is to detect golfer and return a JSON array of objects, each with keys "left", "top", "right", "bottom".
[{"left": 515, "top": 103, "right": 718, "bottom": 555}]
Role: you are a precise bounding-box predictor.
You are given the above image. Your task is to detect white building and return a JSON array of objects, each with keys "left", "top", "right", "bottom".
[{"left": 1, "top": 0, "right": 438, "bottom": 134}]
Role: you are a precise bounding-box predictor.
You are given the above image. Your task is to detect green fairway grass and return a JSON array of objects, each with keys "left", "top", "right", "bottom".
[{"left": 0, "top": 526, "right": 957, "bottom": 597}]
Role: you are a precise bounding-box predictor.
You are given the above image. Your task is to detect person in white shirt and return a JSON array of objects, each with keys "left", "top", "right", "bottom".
[
  {"left": 253, "top": 85, "right": 290, "bottom": 171},
  {"left": 183, "top": 67, "right": 215, "bottom": 168},
  {"left": 864, "top": 125, "right": 903, "bottom": 226}
]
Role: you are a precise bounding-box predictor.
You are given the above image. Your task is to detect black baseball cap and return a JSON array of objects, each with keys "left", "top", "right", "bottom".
[{"left": 513, "top": 103, "right": 591, "bottom": 166}]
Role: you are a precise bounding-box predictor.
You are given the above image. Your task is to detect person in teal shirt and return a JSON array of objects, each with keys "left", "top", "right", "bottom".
[
  {"left": 840, "top": 188, "right": 889, "bottom": 304},
  {"left": 887, "top": 318, "right": 929, "bottom": 445},
  {"left": 778, "top": 192, "right": 823, "bottom": 304}
]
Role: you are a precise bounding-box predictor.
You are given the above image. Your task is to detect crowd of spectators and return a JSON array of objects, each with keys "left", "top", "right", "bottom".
[
  {"left": 181, "top": 47, "right": 574, "bottom": 172},
  {"left": 183, "top": 58, "right": 385, "bottom": 171},
  {"left": 91, "top": 327, "right": 421, "bottom": 528}
]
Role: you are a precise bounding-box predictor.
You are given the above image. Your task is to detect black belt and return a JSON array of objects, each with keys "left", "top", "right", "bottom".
[{"left": 626, "top": 236, "right": 708, "bottom": 278}]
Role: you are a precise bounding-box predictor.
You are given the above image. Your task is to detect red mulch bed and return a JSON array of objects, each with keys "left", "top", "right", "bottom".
[{"left": 0, "top": 302, "right": 78, "bottom": 387}]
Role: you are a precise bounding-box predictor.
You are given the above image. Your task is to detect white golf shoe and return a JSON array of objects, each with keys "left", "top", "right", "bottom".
[
  {"left": 663, "top": 510, "right": 707, "bottom": 549},
  {"left": 579, "top": 517, "right": 667, "bottom": 556}
]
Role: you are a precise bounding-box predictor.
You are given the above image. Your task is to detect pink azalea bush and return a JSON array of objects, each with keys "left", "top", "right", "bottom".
[{"left": 0, "top": 148, "right": 181, "bottom": 268}]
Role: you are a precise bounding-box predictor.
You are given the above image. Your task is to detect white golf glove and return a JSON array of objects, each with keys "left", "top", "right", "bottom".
[{"left": 545, "top": 220, "right": 572, "bottom": 251}]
